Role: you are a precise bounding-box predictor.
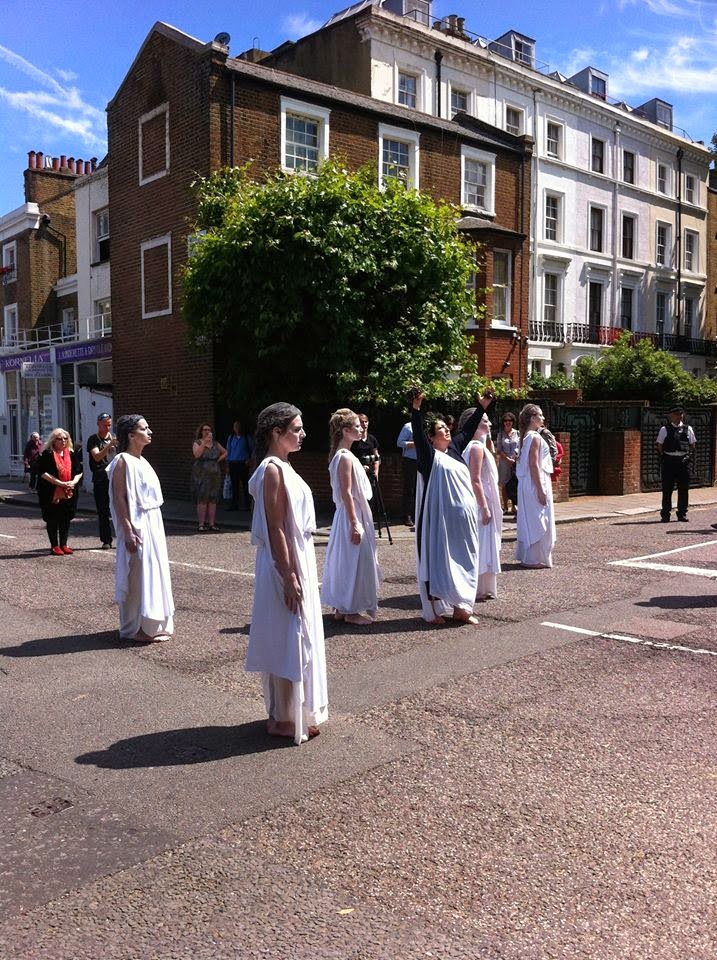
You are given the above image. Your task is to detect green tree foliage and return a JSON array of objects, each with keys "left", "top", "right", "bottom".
[
  {"left": 573, "top": 332, "right": 717, "bottom": 404},
  {"left": 527, "top": 370, "right": 575, "bottom": 391},
  {"left": 183, "top": 160, "right": 502, "bottom": 408}
]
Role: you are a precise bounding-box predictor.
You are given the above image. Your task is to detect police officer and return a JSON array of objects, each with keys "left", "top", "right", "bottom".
[{"left": 656, "top": 405, "right": 696, "bottom": 522}]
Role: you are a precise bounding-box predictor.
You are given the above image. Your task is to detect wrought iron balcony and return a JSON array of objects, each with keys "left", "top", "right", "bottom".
[
  {"left": 528, "top": 320, "right": 564, "bottom": 342},
  {"left": 528, "top": 320, "right": 717, "bottom": 357}
]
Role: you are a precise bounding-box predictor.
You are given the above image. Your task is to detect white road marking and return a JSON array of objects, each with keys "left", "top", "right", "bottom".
[
  {"left": 0, "top": 534, "right": 17, "bottom": 539},
  {"left": 609, "top": 539, "right": 717, "bottom": 578},
  {"left": 90, "top": 550, "right": 255, "bottom": 578},
  {"left": 542, "top": 621, "right": 717, "bottom": 657}
]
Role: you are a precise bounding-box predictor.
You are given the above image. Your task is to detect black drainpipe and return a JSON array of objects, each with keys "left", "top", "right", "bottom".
[
  {"left": 676, "top": 147, "right": 683, "bottom": 338},
  {"left": 434, "top": 50, "right": 443, "bottom": 117}
]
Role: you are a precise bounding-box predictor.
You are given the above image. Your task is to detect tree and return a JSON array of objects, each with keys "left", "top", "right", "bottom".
[
  {"left": 710, "top": 131, "right": 717, "bottom": 165},
  {"left": 573, "top": 332, "right": 717, "bottom": 404},
  {"left": 183, "top": 160, "right": 495, "bottom": 409}
]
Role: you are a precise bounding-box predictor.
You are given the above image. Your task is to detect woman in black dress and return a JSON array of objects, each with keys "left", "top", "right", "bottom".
[{"left": 36, "top": 428, "right": 83, "bottom": 555}]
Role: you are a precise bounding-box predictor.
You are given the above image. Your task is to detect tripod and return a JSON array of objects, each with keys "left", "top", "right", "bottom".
[{"left": 367, "top": 469, "right": 393, "bottom": 545}]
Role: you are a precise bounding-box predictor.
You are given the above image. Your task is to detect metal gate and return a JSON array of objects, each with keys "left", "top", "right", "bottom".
[
  {"left": 641, "top": 408, "right": 714, "bottom": 491},
  {"left": 550, "top": 406, "right": 600, "bottom": 496}
]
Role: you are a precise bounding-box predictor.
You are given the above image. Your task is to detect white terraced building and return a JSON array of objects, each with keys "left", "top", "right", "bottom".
[{"left": 265, "top": 0, "right": 714, "bottom": 377}]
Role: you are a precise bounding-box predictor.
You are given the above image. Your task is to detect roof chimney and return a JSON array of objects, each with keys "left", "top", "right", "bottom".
[
  {"left": 36, "top": 151, "right": 44, "bottom": 169},
  {"left": 67, "top": 157, "right": 75, "bottom": 172},
  {"left": 60, "top": 154, "right": 67, "bottom": 169},
  {"left": 28, "top": 150, "right": 36, "bottom": 169}
]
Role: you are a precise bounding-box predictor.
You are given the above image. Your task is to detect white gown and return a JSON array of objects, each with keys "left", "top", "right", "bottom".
[
  {"left": 245, "top": 456, "right": 328, "bottom": 745},
  {"left": 463, "top": 440, "right": 503, "bottom": 597},
  {"left": 107, "top": 452, "right": 175, "bottom": 639},
  {"left": 515, "top": 431, "right": 556, "bottom": 567},
  {"left": 321, "top": 448, "right": 381, "bottom": 618},
  {"left": 415, "top": 450, "right": 479, "bottom": 621}
]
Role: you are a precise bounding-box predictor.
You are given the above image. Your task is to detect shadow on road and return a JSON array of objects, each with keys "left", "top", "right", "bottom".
[
  {"left": 75, "top": 720, "right": 289, "bottom": 767},
  {"left": 636, "top": 595, "right": 717, "bottom": 609},
  {"left": 0, "top": 630, "right": 123, "bottom": 658}
]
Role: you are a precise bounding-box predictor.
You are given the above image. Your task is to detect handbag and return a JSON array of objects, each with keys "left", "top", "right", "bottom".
[{"left": 504, "top": 470, "right": 518, "bottom": 504}]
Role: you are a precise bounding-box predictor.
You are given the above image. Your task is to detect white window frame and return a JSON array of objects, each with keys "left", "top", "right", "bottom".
[
  {"left": 397, "top": 70, "right": 419, "bottom": 109},
  {"left": 544, "top": 192, "right": 562, "bottom": 243},
  {"left": 513, "top": 37, "right": 534, "bottom": 66},
  {"left": 543, "top": 272, "right": 561, "bottom": 326},
  {"left": 93, "top": 208, "right": 110, "bottom": 263},
  {"left": 655, "top": 290, "right": 669, "bottom": 337},
  {"left": 656, "top": 221, "right": 671, "bottom": 267},
  {"left": 619, "top": 285, "right": 635, "bottom": 330},
  {"left": 3, "top": 303, "right": 18, "bottom": 345},
  {"left": 140, "top": 233, "right": 172, "bottom": 319},
  {"left": 545, "top": 119, "right": 563, "bottom": 160},
  {"left": 587, "top": 279, "right": 606, "bottom": 327},
  {"left": 684, "top": 173, "right": 696, "bottom": 205},
  {"left": 2, "top": 240, "right": 16, "bottom": 271},
  {"left": 280, "top": 97, "right": 331, "bottom": 175},
  {"left": 394, "top": 63, "right": 424, "bottom": 112},
  {"left": 622, "top": 149, "right": 636, "bottom": 185},
  {"left": 684, "top": 230, "right": 698, "bottom": 272},
  {"left": 591, "top": 136, "right": 606, "bottom": 175},
  {"left": 621, "top": 213, "right": 636, "bottom": 260},
  {"left": 138, "top": 102, "right": 169, "bottom": 186},
  {"left": 588, "top": 205, "right": 606, "bottom": 253},
  {"left": 460, "top": 145, "right": 496, "bottom": 216},
  {"left": 505, "top": 104, "right": 524, "bottom": 136},
  {"left": 378, "top": 124, "right": 420, "bottom": 190},
  {"left": 491, "top": 249, "right": 512, "bottom": 327},
  {"left": 683, "top": 294, "right": 697, "bottom": 338},
  {"left": 657, "top": 162, "right": 670, "bottom": 196},
  {"left": 449, "top": 85, "right": 469, "bottom": 119}
]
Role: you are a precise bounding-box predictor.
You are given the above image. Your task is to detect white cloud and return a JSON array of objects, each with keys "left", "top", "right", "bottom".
[
  {"left": 619, "top": 0, "right": 701, "bottom": 17},
  {"left": 632, "top": 46, "right": 650, "bottom": 61},
  {"left": 55, "top": 68, "right": 78, "bottom": 83},
  {"left": 0, "top": 43, "right": 106, "bottom": 152},
  {"left": 282, "top": 13, "right": 323, "bottom": 39}
]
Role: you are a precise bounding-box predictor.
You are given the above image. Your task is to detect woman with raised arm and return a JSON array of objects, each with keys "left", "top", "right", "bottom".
[
  {"left": 321, "top": 408, "right": 381, "bottom": 625},
  {"left": 411, "top": 388, "right": 493, "bottom": 624},
  {"left": 107, "top": 415, "right": 174, "bottom": 642},
  {"left": 460, "top": 409, "right": 503, "bottom": 600},
  {"left": 245, "top": 402, "right": 328, "bottom": 745},
  {"left": 515, "top": 404, "right": 556, "bottom": 569}
]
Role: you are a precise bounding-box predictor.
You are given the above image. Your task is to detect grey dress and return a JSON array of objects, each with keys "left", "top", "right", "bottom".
[
  {"left": 190, "top": 442, "right": 223, "bottom": 503},
  {"left": 496, "top": 428, "right": 520, "bottom": 486}
]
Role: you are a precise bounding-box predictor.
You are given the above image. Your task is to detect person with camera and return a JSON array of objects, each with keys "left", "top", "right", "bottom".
[
  {"left": 87, "top": 412, "right": 118, "bottom": 549},
  {"left": 656, "top": 406, "right": 696, "bottom": 522},
  {"left": 321, "top": 409, "right": 380, "bottom": 626},
  {"left": 191, "top": 423, "right": 227, "bottom": 532},
  {"left": 411, "top": 387, "right": 494, "bottom": 625},
  {"left": 351, "top": 413, "right": 380, "bottom": 480}
]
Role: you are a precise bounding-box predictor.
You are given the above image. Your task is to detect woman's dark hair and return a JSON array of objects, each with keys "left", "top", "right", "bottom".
[
  {"left": 457, "top": 407, "right": 476, "bottom": 433},
  {"left": 194, "top": 423, "right": 214, "bottom": 442},
  {"left": 254, "top": 402, "right": 302, "bottom": 461},
  {"left": 425, "top": 412, "right": 445, "bottom": 437},
  {"left": 115, "top": 414, "right": 145, "bottom": 453}
]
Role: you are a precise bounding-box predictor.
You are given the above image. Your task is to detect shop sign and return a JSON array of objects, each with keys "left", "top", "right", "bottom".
[
  {"left": 55, "top": 340, "right": 112, "bottom": 363},
  {"left": 21, "top": 361, "right": 53, "bottom": 379},
  {"left": 0, "top": 349, "right": 51, "bottom": 373}
]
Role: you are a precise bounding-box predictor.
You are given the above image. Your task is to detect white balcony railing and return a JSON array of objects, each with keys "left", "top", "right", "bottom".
[
  {"left": 1, "top": 317, "right": 79, "bottom": 350},
  {"left": 87, "top": 312, "right": 112, "bottom": 339}
]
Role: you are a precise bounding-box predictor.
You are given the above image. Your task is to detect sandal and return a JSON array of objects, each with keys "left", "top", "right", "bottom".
[
  {"left": 197, "top": 525, "right": 206, "bottom": 532},
  {"left": 208, "top": 525, "right": 221, "bottom": 532}
]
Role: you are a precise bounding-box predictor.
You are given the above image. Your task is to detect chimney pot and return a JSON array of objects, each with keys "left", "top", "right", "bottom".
[
  {"left": 76, "top": 158, "right": 83, "bottom": 175},
  {"left": 457, "top": 16, "right": 465, "bottom": 32},
  {"left": 28, "top": 150, "right": 36, "bottom": 169},
  {"left": 52, "top": 156, "right": 60, "bottom": 170},
  {"left": 36, "top": 151, "right": 44, "bottom": 169},
  {"left": 90, "top": 157, "right": 97, "bottom": 170},
  {"left": 67, "top": 157, "right": 75, "bottom": 172},
  {"left": 60, "top": 154, "right": 67, "bottom": 168}
]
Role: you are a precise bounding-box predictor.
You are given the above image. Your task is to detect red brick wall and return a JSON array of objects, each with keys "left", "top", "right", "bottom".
[{"left": 598, "top": 429, "right": 641, "bottom": 495}]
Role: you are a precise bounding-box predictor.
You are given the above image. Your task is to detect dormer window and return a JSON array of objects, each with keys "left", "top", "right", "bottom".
[
  {"left": 656, "top": 102, "right": 672, "bottom": 129},
  {"left": 590, "top": 74, "right": 606, "bottom": 99},
  {"left": 514, "top": 37, "right": 533, "bottom": 65}
]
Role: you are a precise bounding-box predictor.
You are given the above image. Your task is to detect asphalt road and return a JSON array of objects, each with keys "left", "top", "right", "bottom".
[{"left": 0, "top": 502, "right": 715, "bottom": 960}]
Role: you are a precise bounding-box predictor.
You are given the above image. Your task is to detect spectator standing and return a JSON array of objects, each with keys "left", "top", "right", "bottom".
[
  {"left": 495, "top": 412, "right": 519, "bottom": 513},
  {"left": 225, "top": 419, "right": 255, "bottom": 512},
  {"left": 36, "top": 429, "right": 83, "bottom": 555},
  {"left": 350, "top": 413, "right": 380, "bottom": 481},
  {"left": 23, "top": 432, "right": 42, "bottom": 490},
  {"left": 87, "top": 412, "right": 117, "bottom": 549},
  {"left": 396, "top": 417, "right": 417, "bottom": 527},
  {"left": 656, "top": 406, "right": 696, "bottom": 522},
  {"left": 191, "top": 424, "right": 227, "bottom": 531}
]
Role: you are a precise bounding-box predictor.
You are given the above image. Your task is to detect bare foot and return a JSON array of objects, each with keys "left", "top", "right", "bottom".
[
  {"left": 344, "top": 613, "right": 373, "bottom": 625},
  {"left": 133, "top": 630, "right": 171, "bottom": 644},
  {"left": 307, "top": 726, "right": 321, "bottom": 739},
  {"left": 267, "top": 719, "right": 294, "bottom": 738},
  {"left": 332, "top": 611, "right": 345, "bottom": 622},
  {"left": 451, "top": 610, "right": 479, "bottom": 625}
]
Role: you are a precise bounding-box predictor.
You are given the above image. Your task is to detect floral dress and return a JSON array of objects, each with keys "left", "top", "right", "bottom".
[{"left": 190, "top": 442, "right": 223, "bottom": 503}]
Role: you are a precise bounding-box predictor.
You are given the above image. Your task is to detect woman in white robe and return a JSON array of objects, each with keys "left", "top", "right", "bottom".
[
  {"left": 321, "top": 408, "right": 381, "bottom": 625},
  {"left": 411, "top": 390, "right": 493, "bottom": 625},
  {"left": 461, "top": 410, "right": 503, "bottom": 599},
  {"left": 515, "top": 404, "right": 556, "bottom": 569},
  {"left": 107, "top": 415, "right": 174, "bottom": 642},
  {"left": 245, "top": 402, "right": 328, "bottom": 745}
]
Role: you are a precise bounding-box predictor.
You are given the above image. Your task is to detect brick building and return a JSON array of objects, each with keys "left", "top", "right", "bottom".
[
  {"left": 707, "top": 169, "right": 717, "bottom": 345},
  {"left": 107, "top": 21, "right": 532, "bottom": 500}
]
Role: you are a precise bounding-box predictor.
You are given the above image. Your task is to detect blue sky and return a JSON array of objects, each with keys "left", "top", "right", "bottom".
[{"left": 1, "top": 0, "right": 715, "bottom": 214}]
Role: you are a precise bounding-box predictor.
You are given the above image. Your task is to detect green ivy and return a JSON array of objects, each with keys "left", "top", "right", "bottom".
[{"left": 182, "top": 159, "right": 523, "bottom": 408}]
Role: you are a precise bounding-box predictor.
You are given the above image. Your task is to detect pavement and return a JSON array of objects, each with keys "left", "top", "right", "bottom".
[{"left": 3, "top": 476, "right": 717, "bottom": 535}]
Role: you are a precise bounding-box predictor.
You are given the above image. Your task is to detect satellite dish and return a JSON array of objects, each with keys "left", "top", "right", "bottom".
[{"left": 214, "top": 32, "right": 231, "bottom": 46}]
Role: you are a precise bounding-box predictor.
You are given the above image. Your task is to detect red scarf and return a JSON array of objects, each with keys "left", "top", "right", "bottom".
[{"left": 52, "top": 448, "right": 73, "bottom": 503}]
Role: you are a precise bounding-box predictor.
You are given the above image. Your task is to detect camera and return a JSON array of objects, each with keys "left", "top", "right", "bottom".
[{"left": 359, "top": 453, "right": 381, "bottom": 466}]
